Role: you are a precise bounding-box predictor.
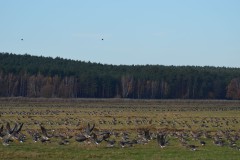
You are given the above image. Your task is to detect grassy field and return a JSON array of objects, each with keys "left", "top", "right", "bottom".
[{"left": 0, "top": 98, "right": 240, "bottom": 160}]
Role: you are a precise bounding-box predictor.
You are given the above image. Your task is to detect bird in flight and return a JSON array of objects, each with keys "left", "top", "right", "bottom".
[
  {"left": 21, "top": 39, "right": 24, "bottom": 41},
  {"left": 101, "top": 38, "right": 104, "bottom": 41}
]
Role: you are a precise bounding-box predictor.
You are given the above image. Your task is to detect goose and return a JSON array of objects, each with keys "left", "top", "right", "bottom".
[
  {"left": 11, "top": 123, "right": 24, "bottom": 140},
  {"left": 2, "top": 122, "right": 23, "bottom": 143},
  {"left": 84, "top": 123, "right": 95, "bottom": 138},
  {"left": 28, "top": 131, "right": 41, "bottom": 142},
  {"left": 91, "top": 133, "right": 103, "bottom": 145},
  {"left": 157, "top": 132, "right": 169, "bottom": 148},
  {"left": 2, "top": 137, "right": 13, "bottom": 146},
  {"left": 58, "top": 138, "right": 70, "bottom": 145},
  {"left": 40, "top": 125, "right": 53, "bottom": 142},
  {"left": 101, "top": 131, "right": 111, "bottom": 141},
  {"left": 75, "top": 134, "right": 88, "bottom": 143},
  {"left": 6, "top": 122, "right": 17, "bottom": 135},
  {"left": 191, "top": 131, "right": 201, "bottom": 140},
  {"left": 200, "top": 140, "right": 206, "bottom": 146},
  {"left": 105, "top": 139, "right": 116, "bottom": 147},
  {"left": 187, "top": 144, "right": 198, "bottom": 151},
  {"left": 213, "top": 139, "right": 224, "bottom": 146},
  {"left": 18, "top": 134, "right": 26, "bottom": 143},
  {"left": 144, "top": 129, "right": 151, "bottom": 141},
  {"left": 119, "top": 140, "right": 132, "bottom": 148},
  {"left": 121, "top": 133, "right": 129, "bottom": 141}
]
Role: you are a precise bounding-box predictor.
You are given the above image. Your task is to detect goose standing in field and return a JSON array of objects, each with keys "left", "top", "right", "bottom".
[
  {"left": 105, "top": 139, "right": 116, "bottom": 147},
  {"left": 27, "top": 130, "right": 41, "bottom": 142},
  {"left": 187, "top": 144, "right": 198, "bottom": 151},
  {"left": 213, "top": 139, "right": 224, "bottom": 146},
  {"left": 119, "top": 140, "right": 133, "bottom": 148},
  {"left": 91, "top": 133, "right": 103, "bottom": 145},
  {"left": 121, "top": 132, "right": 130, "bottom": 141},
  {"left": 200, "top": 140, "right": 206, "bottom": 146},
  {"left": 144, "top": 129, "right": 151, "bottom": 141},
  {"left": 56, "top": 132, "right": 72, "bottom": 145},
  {"left": 101, "top": 131, "right": 112, "bottom": 141},
  {"left": 58, "top": 137, "right": 70, "bottom": 145},
  {"left": 213, "top": 134, "right": 224, "bottom": 146},
  {"left": 2, "top": 138, "right": 13, "bottom": 146},
  {"left": 40, "top": 125, "right": 53, "bottom": 143},
  {"left": 75, "top": 134, "right": 88, "bottom": 143},
  {"left": 157, "top": 132, "right": 169, "bottom": 148}
]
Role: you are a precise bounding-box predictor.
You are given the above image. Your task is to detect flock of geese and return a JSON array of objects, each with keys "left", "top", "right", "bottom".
[{"left": 1, "top": 121, "right": 240, "bottom": 151}]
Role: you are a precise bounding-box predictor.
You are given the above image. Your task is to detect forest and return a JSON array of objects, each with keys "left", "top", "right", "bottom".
[{"left": 0, "top": 52, "right": 240, "bottom": 99}]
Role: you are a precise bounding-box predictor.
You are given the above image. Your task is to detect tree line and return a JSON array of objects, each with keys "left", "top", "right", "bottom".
[{"left": 0, "top": 52, "right": 240, "bottom": 99}]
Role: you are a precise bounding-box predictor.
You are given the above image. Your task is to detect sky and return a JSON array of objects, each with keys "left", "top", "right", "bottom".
[{"left": 1, "top": 0, "right": 240, "bottom": 67}]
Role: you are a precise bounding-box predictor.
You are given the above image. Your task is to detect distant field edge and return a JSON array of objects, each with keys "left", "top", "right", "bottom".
[{"left": 0, "top": 97, "right": 240, "bottom": 104}]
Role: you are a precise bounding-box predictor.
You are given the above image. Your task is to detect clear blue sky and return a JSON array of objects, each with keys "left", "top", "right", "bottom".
[{"left": 1, "top": 0, "right": 240, "bottom": 67}]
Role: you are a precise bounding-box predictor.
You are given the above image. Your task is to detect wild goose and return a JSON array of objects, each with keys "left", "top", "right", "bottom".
[
  {"left": 200, "top": 140, "right": 206, "bottom": 146},
  {"left": 75, "top": 134, "right": 88, "bottom": 143},
  {"left": 56, "top": 133, "right": 72, "bottom": 145},
  {"left": 119, "top": 140, "right": 133, "bottom": 148},
  {"left": 105, "top": 139, "right": 116, "bottom": 147},
  {"left": 190, "top": 131, "right": 201, "bottom": 140},
  {"left": 2, "top": 137, "right": 13, "bottom": 146},
  {"left": 213, "top": 139, "right": 224, "bottom": 146},
  {"left": 157, "top": 132, "right": 169, "bottom": 148},
  {"left": 40, "top": 125, "right": 53, "bottom": 142},
  {"left": 1, "top": 122, "right": 25, "bottom": 144},
  {"left": 121, "top": 133, "right": 130, "bottom": 141},
  {"left": 101, "top": 131, "right": 112, "bottom": 141},
  {"left": 33, "top": 132, "right": 41, "bottom": 142},
  {"left": 187, "top": 144, "right": 198, "bottom": 151},
  {"left": 58, "top": 138, "right": 70, "bottom": 145},
  {"left": 17, "top": 134, "right": 26, "bottom": 143},
  {"left": 11, "top": 123, "right": 24, "bottom": 141},
  {"left": 85, "top": 123, "right": 95, "bottom": 138},
  {"left": 143, "top": 129, "right": 151, "bottom": 141},
  {"left": 91, "top": 133, "right": 103, "bottom": 145},
  {"left": 6, "top": 122, "right": 16, "bottom": 136}
]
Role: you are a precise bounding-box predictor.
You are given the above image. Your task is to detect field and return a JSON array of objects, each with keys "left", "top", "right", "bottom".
[{"left": 0, "top": 98, "right": 240, "bottom": 160}]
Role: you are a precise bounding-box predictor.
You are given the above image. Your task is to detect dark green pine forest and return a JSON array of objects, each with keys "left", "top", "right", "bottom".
[{"left": 0, "top": 52, "right": 240, "bottom": 99}]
